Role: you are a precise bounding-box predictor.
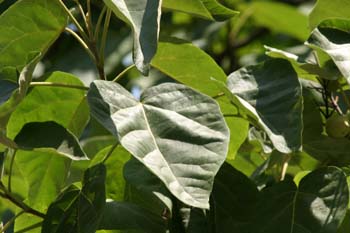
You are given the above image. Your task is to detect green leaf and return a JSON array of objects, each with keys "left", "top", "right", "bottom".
[
  {"left": 88, "top": 81, "right": 229, "bottom": 209},
  {"left": 265, "top": 45, "right": 341, "bottom": 80},
  {"left": 103, "top": 0, "right": 162, "bottom": 75},
  {"left": 98, "top": 201, "right": 167, "bottom": 233},
  {"left": 175, "top": 202, "right": 209, "bottom": 233},
  {"left": 42, "top": 164, "right": 106, "bottom": 233},
  {"left": 247, "top": 1, "right": 309, "bottom": 41},
  {"left": 309, "top": 0, "right": 350, "bottom": 29},
  {"left": 151, "top": 38, "right": 249, "bottom": 158},
  {"left": 90, "top": 145, "right": 130, "bottom": 201},
  {"left": 7, "top": 71, "right": 89, "bottom": 139},
  {"left": 0, "top": 0, "right": 66, "bottom": 78},
  {"left": 152, "top": 38, "right": 226, "bottom": 98},
  {"left": 162, "top": 0, "right": 239, "bottom": 21},
  {"left": 15, "top": 149, "right": 71, "bottom": 212},
  {"left": 14, "top": 213, "right": 42, "bottom": 233},
  {"left": 251, "top": 167, "right": 349, "bottom": 233},
  {"left": 307, "top": 19, "right": 350, "bottom": 86},
  {"left": 0, "top": 54, "right": 40, "bottom": 132},
  {"left": 14, "top": 121, "right": 87, "bottom": 160},
  {"left": 124, "top": 158, "right": 172, "bottom": 215},
  {"left": 211, "top": 162, "right": 259, "bottom": 232},
  {"left": 219, "top": 59, "right": 303, "bottom": 153}
]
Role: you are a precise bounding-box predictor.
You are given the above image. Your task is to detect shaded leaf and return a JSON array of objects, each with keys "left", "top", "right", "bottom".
[
  {"left": 98, "top": 201, "right": 167, "bottom": 233},
  {"left": 42, "top": 164, "right": 106, "bottom": 233},
  {"left": 307, "top": 19, "right": 350, "bottom": 86},
  {"left": 14, "top": 121, "right": 87, "bottom": 160},
  {"left": 90, "top": 145, "right": 130, "bottom": 201},
  {"left": 163, "top": 0, "right": 238, "bottom": 21},
  {"left": 103, "top": 0, "right": 162, "bottom": 75},
  {"left": 211, "top": 162, "right": 259, "bottom": 233},
  {"left": 124, "top": 158, "right": 172, "bottom": 215},
  {"left": 251, "top": 167, "right": 349, "bottom": 233},
  {"left": 88, "top": 81, "right": 229, "bottom": 209},
  {"left": 218, "top": 59, "right": 303, "bottom": 153}
]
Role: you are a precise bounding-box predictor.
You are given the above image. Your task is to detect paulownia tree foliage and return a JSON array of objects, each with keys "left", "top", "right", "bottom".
[{"left": 0, "top": 0, "right": 349, "bottom": 232}]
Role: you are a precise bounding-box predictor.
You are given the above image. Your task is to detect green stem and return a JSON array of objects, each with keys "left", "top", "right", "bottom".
[
  {"left": 0, "top": 182, "right": 45, "bottom": 218},
  {"left": 212, "top": 92, "right": 225, "bottom": 99},
  {"left": 86, "top": 0, "right": 94, "bottom": 39},
  {"left": 8, "top": 149, "right": 17, "bottom": 193},
  {"left": 29, "top": 82, "right": 89, "bottom": 91},
  {"left": 0, "top": 135, "right": 18, "bottom": 150},
  {"left": 94, "top": 6, "right": 107, "bottom": 42},
  {"left": 65, "top": 27, "right": 96, "bottom": 62},
  {"left": 100, "top": 9, "right": 112, "bottom": 66},
  {"left": 73, "top": 0, "right": 87, "bottom": 27},
  {"left": 113, "top": 64, "right": 136, "bottom": 82},
  {"left": 14, "top": 222, "right": 42, "bottom": 233},
  {"left": 102, "top": 142, "right": 119, "bottom": 163},
  {"left": 58, "top": 0, "right": 90, "bottom": 42},
  {"left": 0, "top": 210, "right": 24, "bottom": 233}
]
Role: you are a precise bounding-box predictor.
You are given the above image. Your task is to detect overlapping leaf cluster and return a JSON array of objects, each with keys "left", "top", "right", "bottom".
[{"left": 0, "top": 0, "right": 350, "bottom": 233}]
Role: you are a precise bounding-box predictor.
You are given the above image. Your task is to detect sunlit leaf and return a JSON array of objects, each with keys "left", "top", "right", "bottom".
[
  {"left": 88, "top": 81, "right": 229, "bottom": 209},
  {"left": 307, "top": 19, "right": 350, "bottom": 86},
  {"left": 103, "top": 0, "right": 162, "bottom": 75},
  {"left": 217, "top": 59, "right": 303, "bottom": 153},
  {"left": 0, "top": 0, "right": 66, "bottom": 80}
]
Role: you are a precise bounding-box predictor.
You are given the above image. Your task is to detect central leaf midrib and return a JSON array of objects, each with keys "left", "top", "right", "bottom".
[{"left": 138, "top": 102, "right": 197, "bottom": 202}]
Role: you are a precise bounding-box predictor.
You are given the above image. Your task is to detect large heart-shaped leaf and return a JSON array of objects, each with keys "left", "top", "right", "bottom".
[
  {"left": 151, "top": 38, "right": 249, "bottom": 159},
  {"left": 162, "top": 0, "right": 239, "bottom": 21},
  {"left": 87, "top": 81, "right": 229, "bottom": 209},
  {"left": 103, "top": 0, "right": 162, "bottom": 75},
  {"left": 251, "top": 167, "right": 349, "bottom": 233},
  {"left": 309, "top": 0, "right": 350, "bottom": 30},
  {"left": 219, "top": 59, "right": 303, "bottom": 153},
  {"left": 14, "top": 121, "right": 87, "bottom": 160},
  {"left": 42, "top": 164, "right": 106, "bottom": 233},
  {"left": 0, "top": 0, "right": 66, "bottom": 79},
  {"left": 307, "top": 19, "right": 350, "bottom": 86}
]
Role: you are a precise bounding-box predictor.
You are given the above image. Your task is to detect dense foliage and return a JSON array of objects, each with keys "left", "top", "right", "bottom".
[{"left": 1, "top": 0, "right": 350, "bottom": 232}]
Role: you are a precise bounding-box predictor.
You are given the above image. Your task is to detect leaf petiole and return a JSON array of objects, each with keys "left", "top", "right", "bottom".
[
  {"left": 29, "top": 82, "right": 89, "bottom": 91},
  {"left": 113, "top": 64, "right": 136, "bottom": 82}
]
